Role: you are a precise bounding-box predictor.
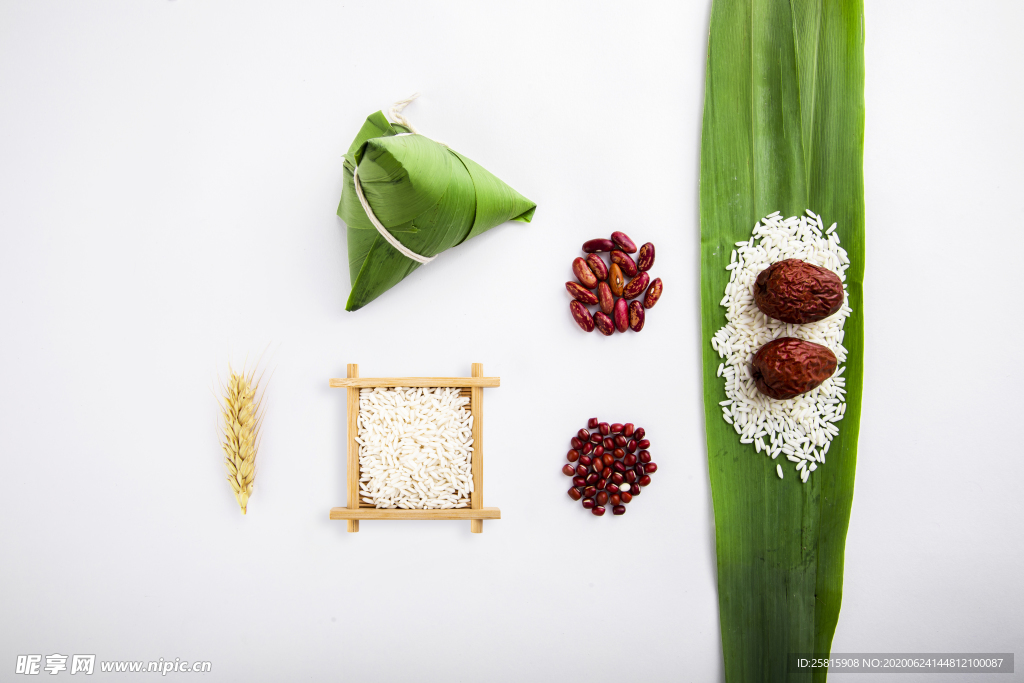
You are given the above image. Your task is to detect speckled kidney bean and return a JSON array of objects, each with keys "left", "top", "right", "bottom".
[
  {"left": 597, "top": 281, "right": 614, "bottom": 315},
  {"left": 572, "top": 257, "right": 599, "bottom": 289},
  {"left": 623, "top": 272, "right": 649, "bottom": 300},
  {"left": 614, "top": 298, "right": 629, "bottom": 332},
  {"left": 566, "top": 282, "right": 598, "bottom": 305},
  {"left": 611, "top": 231, "right": 638, "bottom": 253},
  {"left": 611, "top": 250, "right": 638, "bottom": 277},
  {"left": 569, "top": 300, "right": 595, "bottom": 332},
  {"left": 586, "top": 253, "right": 609, "bottom": 281},
  {"left": 636, "top": 242, "right": 655, "bottom": 271},
  {"left": 643, "top": 278, "right": 662, "bottom": 308},
  {"left": 593, "top": 311, "right": 615, "bottom": 336},
  {"left": 628, "top": 301, "right": 645, "bottom": 331},
  {"left": 583, "top": 238, "right": 615, "bottom": 253},
  {"left": 608, "top": 264, "right": 625, "bottom": 296}
]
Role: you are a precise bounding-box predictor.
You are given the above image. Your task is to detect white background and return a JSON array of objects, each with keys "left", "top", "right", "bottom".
[{"left": 1, "top": 1, "right": 1022, "bottom": 681}]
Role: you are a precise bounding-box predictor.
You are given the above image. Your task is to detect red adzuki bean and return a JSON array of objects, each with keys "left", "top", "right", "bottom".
[{"left": 568, "top": 487, "right": 583, "bottom": 501}]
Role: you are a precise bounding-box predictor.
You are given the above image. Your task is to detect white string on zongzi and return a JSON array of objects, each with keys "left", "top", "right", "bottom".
[
  {"left": 348, "top": 93, "right": 445, "bottom": 265},
  {"left": 388, "top": 93, "right": 421, "bottom": 134},
  {"left": 351, "top": 160, "right": 436, "bottom": 265}
]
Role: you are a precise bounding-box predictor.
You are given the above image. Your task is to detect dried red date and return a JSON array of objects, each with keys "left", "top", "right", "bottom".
[
  {"left": 754, "top": 259, "right": 844, "bottom": 324},
  {"left": 751, "top": 337, "right": 838, "bottom": 399}
]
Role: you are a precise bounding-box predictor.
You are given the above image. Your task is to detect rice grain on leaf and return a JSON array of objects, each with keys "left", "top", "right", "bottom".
[{"left": 699, "top": 0, "right": 865, "bottom": 680}]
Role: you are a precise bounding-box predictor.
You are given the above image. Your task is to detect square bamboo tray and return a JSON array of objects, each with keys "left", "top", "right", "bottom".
[{"left": 328, "top": 363, "right": 500, "bottom": 533}]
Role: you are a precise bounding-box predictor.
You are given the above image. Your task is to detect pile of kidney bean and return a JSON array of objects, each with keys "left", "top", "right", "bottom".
[
  {"left": 562, "top": 417, "right": 658, "bottom": 516},
  {"left": 566, "top": 231, "right": 663, "bottom": 335}
]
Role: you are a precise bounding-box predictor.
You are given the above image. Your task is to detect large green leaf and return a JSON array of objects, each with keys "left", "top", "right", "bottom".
[
  {"left": 699, "top": 1, "right": 865, "bottom": 681},
  {"left": 337, "top": 111, "right": 536, "bottom": 311}
]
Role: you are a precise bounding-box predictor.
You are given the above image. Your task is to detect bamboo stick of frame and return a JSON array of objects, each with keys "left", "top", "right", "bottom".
[
  {"left": 330, "top": 364, "right": 500, "bottom": 532},
  {"left": 345, "top": 363, "right": 360, "bottom": 533},
  {"left": 470, "top": 363, "right": 484, "bottom": 533}
]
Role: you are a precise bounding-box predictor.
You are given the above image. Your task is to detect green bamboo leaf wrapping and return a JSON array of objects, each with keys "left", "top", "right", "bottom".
[
  {"left": 337, "top": 111, "right": 536, "bottom": 311},
  {"left": 699, "top": 1, "right": 864, "bottom": 681}
]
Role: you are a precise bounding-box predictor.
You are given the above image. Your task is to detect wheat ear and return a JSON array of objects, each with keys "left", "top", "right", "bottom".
[{"left": 220, "top": 367, "right": 264, "bottom": 514}]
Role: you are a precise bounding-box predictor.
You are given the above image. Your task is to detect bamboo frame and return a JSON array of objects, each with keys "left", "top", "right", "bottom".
[{"left": 329, "top": 364, "right": 500, "bottom": 533}]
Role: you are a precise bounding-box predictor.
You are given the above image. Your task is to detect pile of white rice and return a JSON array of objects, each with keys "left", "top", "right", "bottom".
[
  {"left": 356, "top": 387, "right": 474, "bottom": 508},
  {"left": 711, "top": 210, "right": 852, "bottom": 483}
]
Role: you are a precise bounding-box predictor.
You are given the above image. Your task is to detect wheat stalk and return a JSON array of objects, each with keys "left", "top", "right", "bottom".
[{"left": 220, "top": 367, "right": 264, "bottom": 514}]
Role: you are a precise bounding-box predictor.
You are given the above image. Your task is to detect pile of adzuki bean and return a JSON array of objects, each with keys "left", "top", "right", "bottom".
[
  {"left": 562, "top": 418, "right": 658, "bottom": 516},
  {"left": 566, "top": 231, "right": 663, "bottom": 335}
]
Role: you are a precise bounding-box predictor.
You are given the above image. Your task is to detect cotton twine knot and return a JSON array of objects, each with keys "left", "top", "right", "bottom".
[{"left": 351, "top": 93, "right": 437, "bottom": 265}]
